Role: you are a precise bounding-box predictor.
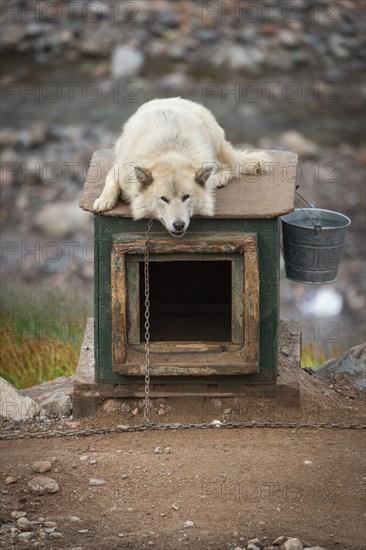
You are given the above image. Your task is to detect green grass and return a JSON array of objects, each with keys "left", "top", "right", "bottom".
[
  {"left": 301, "top": 341, "right": 341, "bottom": 369},
  {"left": 0, "top": 282, "right": 92, "bottom": 389}
]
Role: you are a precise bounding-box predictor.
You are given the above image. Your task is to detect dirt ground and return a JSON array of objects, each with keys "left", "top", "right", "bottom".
[{"left": 1, "top": 370, "right": 366, "bottom": 550}]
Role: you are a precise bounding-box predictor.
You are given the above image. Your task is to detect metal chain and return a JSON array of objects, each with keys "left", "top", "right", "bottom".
[
  {"left": 3, "top": 217, "right": 365, "bottom": 441},
  {"left": 143, "top": 218, "right": 154, "bottom": 425},
  {"left": 1, "top": 421, "right": 365, "bottom": 441}
]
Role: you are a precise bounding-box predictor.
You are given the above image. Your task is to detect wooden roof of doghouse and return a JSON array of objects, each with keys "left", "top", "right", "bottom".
[{"left": 80, "top": 148, "right": 297, "bottom": 219}]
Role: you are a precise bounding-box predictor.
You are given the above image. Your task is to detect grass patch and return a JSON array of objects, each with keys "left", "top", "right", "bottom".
[
  {"left": 0, "top": 282, "right": 92, "bottom": 389},
  {"left": 301, "top": 341, "right": 341, "bottom": 369}
]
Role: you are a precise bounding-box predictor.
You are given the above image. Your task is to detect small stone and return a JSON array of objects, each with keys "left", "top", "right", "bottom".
[
  {"left": 282, "top": 538, "right": 303, "bottom": 550},
  {"left": 80, "top": 455, "right": 89, "bottom": 461},
  {"left": 69, "top": 516, "right": 82, "bottom": 523},
  {"left": 303, "top": 460, "right": 313, "bottom": 466},
  {"left": 18, "top": 532, "right": 33, "bottom": 542},
  {"left": 31, "top": 460, "right": 52, "bottom": 474},
  {"left": 16, "top": 517, "right": 33, "bottom": 531},
  {"left": 89, "top": 478, "right": 106, "bottom": 486},
  {"left": 11, "top": 511, "right": 27, "bottom": 519},
  {"left": 305, "top": 547, "right": 326, "bottom": 550},
  {"left": 78, "top": 529, "right": 89, "bottom": 534},
  {"left": 28, "top": 476, "right": 59, "bottom": 495},
  {"left": 121, "top": 402, "right": 131, "bottom": 413},
  {"left": 121, "top": 474, "right": 129, "bottom": 479},
  {"left": 44, "top": 527, "right": 56, "bottom": 534},
  {"left": 64, "top": 421, "right": 80, "bottom": 429},
  {"left": 49, "top": 532, "right": 63, "bottom": 539},
  {"left": 273, "top": 536, "right": 287, "bottom": 546},
  {"left": 183, "top": 520, "right": 194, "bottom": 528},
  {"left": 278, "top": 29, "right": 299, "bottom": 48},
  {"left": 44, "top": 521, "right": 57, "bottom": 529},
  {"left": 5, "top": 475, "right": 17, "bottom": 485},
  {"left": 154, "top": 447, "right": 163, "bottom": 454},
  {"left": 102, "top": 399, "right": 120, "bottom": 413},
  {"left": 157, "top": 408, "right": 166, "bottom": 416},
  {"left": 89, "top": 459, "right": 97, "bottom": 465},
  {"left": 172, "top": 503, "right": 180, "bottom": 510},
  {"left": 247, "top": 538, "right": 263, "bottom": 549},
  {"left": 165, "top": 447, "right": 172, "bottom": 454}
]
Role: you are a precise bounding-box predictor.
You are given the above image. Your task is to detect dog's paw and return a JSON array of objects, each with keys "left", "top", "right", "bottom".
[
  {"left": 244, "top": 159, "right": 268, "bottom": 176},
  {"left": 93, "top": 197, "right": 116, "bottom": 212},
  {"left": 241, "top": 152, "right": 271, "bottom": 176},
  {"left": 208, "top": 173, "right": 228, "bottom": 189}
]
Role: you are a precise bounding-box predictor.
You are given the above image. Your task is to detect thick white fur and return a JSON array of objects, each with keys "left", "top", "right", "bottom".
[{"left": 93, "top": 97, "right": 269, "bottom": 236}]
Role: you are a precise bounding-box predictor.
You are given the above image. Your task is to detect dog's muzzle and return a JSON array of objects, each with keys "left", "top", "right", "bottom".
[{"left": 169, "top": 220, "right": 186, "bottom": 237}]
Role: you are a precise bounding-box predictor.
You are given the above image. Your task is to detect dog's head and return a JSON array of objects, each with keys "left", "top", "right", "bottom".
[{"left": 130, "top": 155, "right": 215, "bottom": 237}]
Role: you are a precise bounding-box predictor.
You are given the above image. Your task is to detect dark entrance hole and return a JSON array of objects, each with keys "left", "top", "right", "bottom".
[{"left": 139, "top": 261, "right": 232, "bottom": 342}]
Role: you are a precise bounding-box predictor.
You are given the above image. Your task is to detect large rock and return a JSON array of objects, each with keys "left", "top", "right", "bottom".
[
  {"left": 282, "top": 539, "right": 303, "bottom": 550},
  {"left": 111, "top": 45, "right": 145, "bottom": 79},
  {"left": 41, "top": 391, "right": 73, "bottom": 417},
  {"left": 0, "top": 378, "right": 40, "bottom": 421},
  {"left": 279, "top": 131, "right": 319, "bottom": 157},
  {"left": 156, "top": 72, "right": 195, "bottom": 94},
  {"left": 212, "top": 43, "right": 264, "bottom": 73},
  {"left": 315, "top": 343, "right": 366, "bottom": 391},
  {"left": 35, "top": 200, "right": 92, "bottom": 238}
]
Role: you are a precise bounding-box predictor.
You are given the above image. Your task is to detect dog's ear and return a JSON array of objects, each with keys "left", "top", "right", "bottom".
[
  {"left": 195, "top": 166, "right": 213, "bottom": 187},
  {"left": 134, "top": 166, "right": 153, "bottom": 188}
]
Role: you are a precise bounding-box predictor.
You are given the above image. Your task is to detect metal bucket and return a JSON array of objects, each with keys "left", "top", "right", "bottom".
[{"left": 281, "top": 208, "right": 351, "bottom": 284}]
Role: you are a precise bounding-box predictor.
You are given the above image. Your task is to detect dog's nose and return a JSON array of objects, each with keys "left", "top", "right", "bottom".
[{"left": 173, "top": 221, "right": 185, "bottom": 231}]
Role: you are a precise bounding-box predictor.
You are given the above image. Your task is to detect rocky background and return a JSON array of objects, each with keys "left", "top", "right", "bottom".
[{"left": 1, "top": 0, "right": 365, "bottom": 349}]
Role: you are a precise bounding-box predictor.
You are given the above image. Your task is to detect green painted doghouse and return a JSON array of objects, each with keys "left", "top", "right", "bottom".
[{"left": 74, "top": 148, "right": 300, "bottom": 419}]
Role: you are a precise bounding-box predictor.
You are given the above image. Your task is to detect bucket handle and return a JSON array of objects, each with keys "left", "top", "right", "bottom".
[{"left": 295, "top": 187, "right": 322, "bottom": 235}]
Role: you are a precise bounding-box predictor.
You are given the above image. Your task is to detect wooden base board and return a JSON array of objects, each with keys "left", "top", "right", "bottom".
[{"left": 73, "top": 319, "right": 301, "bottom": 419}]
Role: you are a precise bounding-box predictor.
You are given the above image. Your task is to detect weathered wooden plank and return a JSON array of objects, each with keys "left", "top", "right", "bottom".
[
  {"left": 114, "top": 235, "right": 256, "bottom": 255},
  {"left": 231, "top": 256, "right": 244, "bottom": 344},
  {"left": 130, "top": 342, "right": 243, "bottom": 354},
  {"left": 80, "top": 148, "right": 297, "bottom": 219},
  {"left": 126, "top": 262, "right": 140, "bottom": 345},
  {"left": 111, "top": 248, "right": 127, "bottom": 364},
  {"left": 244, "top": 246, "right": 260, "bottom": 365},
  {"left": 115, "top": 362, "right": 258, "bottom": 376}
]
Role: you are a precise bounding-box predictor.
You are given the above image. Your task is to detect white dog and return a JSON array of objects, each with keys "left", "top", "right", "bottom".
[{"left": 93, "top": 97, "right": 269, "bottom": 237}]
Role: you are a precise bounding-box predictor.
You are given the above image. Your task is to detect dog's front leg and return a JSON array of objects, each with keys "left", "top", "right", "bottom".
[
  {"left": 206, "top": 163, "right": 233, "bottom": 189},
  {"left": 93, "top": 165, "right": 121, "bottom": 212}
]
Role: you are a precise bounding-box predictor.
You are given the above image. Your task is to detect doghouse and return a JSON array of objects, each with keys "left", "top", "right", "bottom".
[{"left": 74, "top": 148, "right": 300, "bottom": 420}]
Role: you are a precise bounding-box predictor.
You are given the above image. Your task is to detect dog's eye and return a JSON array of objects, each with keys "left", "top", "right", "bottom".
[
  {"left": 182, "top": 195, "right": 190, "bottom": 202},
  {"left": 160, "top": 196, "right": 169, "bottom": 203}
]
